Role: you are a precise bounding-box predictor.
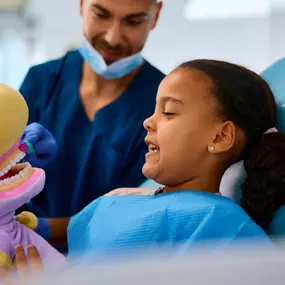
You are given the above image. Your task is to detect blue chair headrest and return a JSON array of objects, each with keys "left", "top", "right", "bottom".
[
  {"left": 219, "top": 161, "right": 285, "bottom": 237},
  {"left": 261, "top": 56, "right": 285, "bottom": 132}
]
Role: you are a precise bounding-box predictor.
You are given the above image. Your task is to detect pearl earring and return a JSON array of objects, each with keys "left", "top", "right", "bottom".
[{"left": 209, "top": 146, "right": 215, "bottom": 151}]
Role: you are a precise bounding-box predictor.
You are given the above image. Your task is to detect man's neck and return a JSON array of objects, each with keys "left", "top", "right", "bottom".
[
  {"left": 79, "top": 61, "right": 144, "bottom": 121},
  {"left": 81, "top": 61, "right": 143, "bottom": 94}
]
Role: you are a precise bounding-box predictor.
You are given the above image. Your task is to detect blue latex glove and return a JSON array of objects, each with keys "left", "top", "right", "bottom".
[{"left": 21, "top": 123, "right": 58, "bottom": 168}]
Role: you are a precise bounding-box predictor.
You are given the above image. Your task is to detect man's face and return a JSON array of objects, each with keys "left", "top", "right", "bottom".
[{"left": 80, "top": 0, "right": 162, "bottom": 63}]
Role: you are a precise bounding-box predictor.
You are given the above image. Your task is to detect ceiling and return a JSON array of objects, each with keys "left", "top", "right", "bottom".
[{"left": 184, "top": 0, "right": 285, "bottom": 21}]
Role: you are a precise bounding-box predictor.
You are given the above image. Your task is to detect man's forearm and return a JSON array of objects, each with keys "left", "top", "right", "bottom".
[{"left": 46, "top": 217, "right": 70, "bottom": 247}]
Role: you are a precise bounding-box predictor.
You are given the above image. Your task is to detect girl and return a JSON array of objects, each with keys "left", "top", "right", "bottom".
[{"left": 17, "top": 59, "right": 285, "bottom": 265}]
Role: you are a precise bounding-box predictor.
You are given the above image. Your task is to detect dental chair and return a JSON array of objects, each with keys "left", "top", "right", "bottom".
[
  {"left": 259, "top": 57, "right": 285, "bottom": 236},
  {"left": 261, "top": 56, "right": 285, "bottom": 131},
  {"left": 139, "top": 57, "right": 285, "bottom": 237}
]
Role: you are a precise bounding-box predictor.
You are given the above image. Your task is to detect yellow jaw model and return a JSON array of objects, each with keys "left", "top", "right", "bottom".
[{"left": 0, "top": 84, "right": 33, "bottom": 192}]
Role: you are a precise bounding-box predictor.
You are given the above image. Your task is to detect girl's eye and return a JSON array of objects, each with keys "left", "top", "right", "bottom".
[{"left": 162, "top": 112, "right": 174, "bottom": 116}]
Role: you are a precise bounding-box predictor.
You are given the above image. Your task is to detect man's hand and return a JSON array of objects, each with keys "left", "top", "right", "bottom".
[{"left": 22, "top": 123, "right": 58, "bottom": 168}]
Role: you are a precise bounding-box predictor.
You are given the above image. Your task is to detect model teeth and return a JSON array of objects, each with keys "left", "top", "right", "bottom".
[
  {"left": 0, "top": 151, "right": 25, "bottom": 177},
  {"left": 0, "top": 149, "right": 29, "bottom": 188},
  {"left": 0, "top": 163, "right": 31, "bottom": 187}
]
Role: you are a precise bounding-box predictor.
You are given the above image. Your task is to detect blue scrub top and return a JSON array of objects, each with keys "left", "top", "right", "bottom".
[
  {"left": 68, "top": 190, "right": 273, "bottom": 262},
  {"left": 19, "top": 50, "right": 165, "bottom": 218}
]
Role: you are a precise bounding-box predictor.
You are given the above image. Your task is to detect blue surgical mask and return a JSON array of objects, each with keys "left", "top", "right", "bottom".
[{"left": 78, "top": 36, "right": 143, "bottom": 80}]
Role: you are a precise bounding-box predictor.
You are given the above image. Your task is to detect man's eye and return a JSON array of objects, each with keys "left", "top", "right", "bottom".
[
  {"left": 126, "top": 20, "right": 144, "bottom": 26},
  {"left": 95, "top": 13, "right": 109, "bottom": 19}
]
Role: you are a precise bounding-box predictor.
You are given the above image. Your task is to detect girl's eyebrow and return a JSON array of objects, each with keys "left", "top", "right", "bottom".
[{"left": 157, "top": 96, "right": 184, "bottom": 105}]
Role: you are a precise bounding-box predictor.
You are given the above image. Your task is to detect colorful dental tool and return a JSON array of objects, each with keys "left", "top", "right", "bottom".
[{"left": 19, "top": 140, "right": 36, "bottom": 154}]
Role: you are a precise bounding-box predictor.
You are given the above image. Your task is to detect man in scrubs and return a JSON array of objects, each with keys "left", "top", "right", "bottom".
[{"left": 20, "top": 0, "right": 164, "bottom": 218}]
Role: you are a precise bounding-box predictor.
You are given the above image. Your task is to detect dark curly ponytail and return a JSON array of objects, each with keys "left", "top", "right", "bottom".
[
  {"left": 241, "top": 132, "right": 285, "bottom": 231},
  {"left": 179, "top": 59, "right": 285, "bottom": 232}
]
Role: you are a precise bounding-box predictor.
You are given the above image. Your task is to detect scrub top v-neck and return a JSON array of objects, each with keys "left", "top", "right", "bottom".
[{"left": 19, "top": 50, "right": 165, "bottom": 217}]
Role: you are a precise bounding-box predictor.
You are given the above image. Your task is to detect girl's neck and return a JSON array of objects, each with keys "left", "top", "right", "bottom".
[{"left": 163, "top": 173, "right": 222, "bottom": 195}]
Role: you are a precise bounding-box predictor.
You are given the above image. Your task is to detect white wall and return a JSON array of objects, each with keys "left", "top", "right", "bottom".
[
  {"left": 143, "top": 0, "right": 271, "bottom": 73},
  {"left": 2, "top": 0, "right": 285, "bottom": 86},
  {"left": 268, "top": 10, "right": 285, "bottom": 65},
  {"left": 27, "top": 0, "right": 82, "bottom": 58}
]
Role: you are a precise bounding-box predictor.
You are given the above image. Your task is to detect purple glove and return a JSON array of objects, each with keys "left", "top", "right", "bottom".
[{"left": 21, "top": 123, "right": 58, "bottom": 168}]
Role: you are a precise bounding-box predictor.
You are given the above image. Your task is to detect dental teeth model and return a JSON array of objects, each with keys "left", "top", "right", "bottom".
[{"left": 0, "top": 84, "right": 67, "bottom": 271}]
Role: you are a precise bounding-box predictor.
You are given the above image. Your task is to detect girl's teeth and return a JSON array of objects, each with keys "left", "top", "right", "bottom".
[{"left": 149, "top": 144, "right": 159, "bottom": 153}]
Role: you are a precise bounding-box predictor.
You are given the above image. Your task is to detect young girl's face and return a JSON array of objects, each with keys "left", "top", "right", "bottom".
[{"left": 142, "top": 68, "right": 231, "bottom": 187}]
